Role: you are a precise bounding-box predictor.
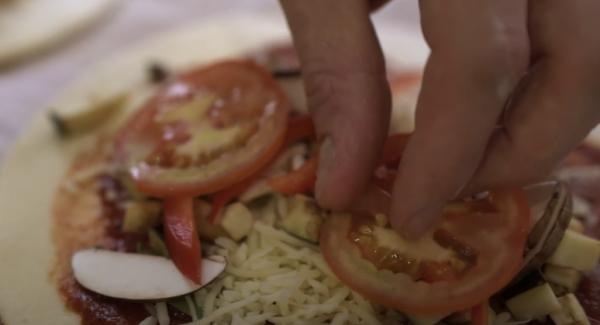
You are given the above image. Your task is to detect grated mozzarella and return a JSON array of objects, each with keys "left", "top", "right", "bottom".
[
  {"left": 156, "top": 302, "right": 170, "bottom": 325},
  {"left": 185, "top": 295, "right": 198, "bottom": 321},
  {"left": 183, "top": 220, "right": 408, "bottom": 324}
]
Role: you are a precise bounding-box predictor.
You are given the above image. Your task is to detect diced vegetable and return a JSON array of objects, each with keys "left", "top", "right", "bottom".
[
  {"left": 505, "top": 283, "right": 561, "bottom": 320},
  {"left": 116, "top": 170, "right": 145, "bottom": 200},
  {"left": 547, "top": 229, "right": 600, "bottom": 272},
  {"left": 122, "top": 201, "right": 161, "bottom": 233},
  {"left": 549, "top": 294, "right": 590, "bottom": 325},
  {"left": 194, "top": 199, "right": 228, "bottom": 241},
  {"left": 49, "top": 92, "right": 127, "bottom": 136},
  {"left": 148, "top": 229, "right": 169, "bottom": 257},
  {"left": 168, "top": 295, "right": 202, "bottom": 319},
  {"left": 220, "top": 202, "right": 254, "bottom": 241},
  {"left": 278, "top": 195, "right": 323, "bottom": 243},
  {"left": 543, "top": 265, "right": 582, "bottom": 293},
  {"left": 208, "top": 177, "right": 257, "bottom": 224},
  {"left": 71, "top": 249, "right": 226, "bottom": 300},
  {"left": 568, "top": 218, "right": 585, "bottom": 234},
  {"left": 238, "top": 180, "right": 273, "bottom": 203}
]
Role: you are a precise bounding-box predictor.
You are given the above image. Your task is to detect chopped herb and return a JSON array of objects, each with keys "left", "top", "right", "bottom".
[
  {"left": 271, "top": 68, "right": 301, "bottom": 79},
  {"left": 147, "top": 62, "right": 169, "bottom": 83},
  {"left": 48, "top": 111, "right": 68, "bottom": 136},
  {"left": 168, "top": 294, "right": 202, "bottom": 318},
  {"left": 148, "top": 228, "right": 169, "bottom": 257}
]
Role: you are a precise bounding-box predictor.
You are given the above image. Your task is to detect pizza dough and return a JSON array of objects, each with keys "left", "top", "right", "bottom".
[{"left": 0, "top": 0, "right": 117, "bottom": 66}]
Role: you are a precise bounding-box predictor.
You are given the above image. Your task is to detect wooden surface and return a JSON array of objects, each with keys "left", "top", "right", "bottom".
[{"left": 0, "top": 0, "right": 420, "bottom": 163}]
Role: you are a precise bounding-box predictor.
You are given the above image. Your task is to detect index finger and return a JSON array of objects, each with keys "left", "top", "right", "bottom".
[{"left": 280, "top": 0, "right": 391, "bottom": 210}]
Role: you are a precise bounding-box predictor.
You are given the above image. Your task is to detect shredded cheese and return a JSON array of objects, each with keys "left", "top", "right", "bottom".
[
  {"left": 185, "top": 295, "right": 198, "bottom": 321},
  {"left": 182, "top": 219, "right": 408, "bottom": 325},
  {"left": 156, "top": 302, "right": 170, "bottom": 325}
]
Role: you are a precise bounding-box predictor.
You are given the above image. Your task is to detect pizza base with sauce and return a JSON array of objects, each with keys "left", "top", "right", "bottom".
[{"left": 1, "top": 14, "right": 599, "bottom": 325}]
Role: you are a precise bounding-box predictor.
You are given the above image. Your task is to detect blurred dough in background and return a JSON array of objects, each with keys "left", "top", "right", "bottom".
[{"left": 0, "top": 0, "right": 117, "bottom": 67}]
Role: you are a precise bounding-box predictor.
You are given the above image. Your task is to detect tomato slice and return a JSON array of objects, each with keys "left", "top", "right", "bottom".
[
  {"left": 320, "top": 189, "right": 530, "bottom": 314},
  {"left": 115, "top": 60, "right": 290, "bottom": 197},
  {"left": 163, "top": 196, "right": 202, "bottom": 283}
]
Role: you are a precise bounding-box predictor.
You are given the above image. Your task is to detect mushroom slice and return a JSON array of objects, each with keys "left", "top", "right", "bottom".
[
  {"left": 519, "top": 181, "right": 573, "bottom": 277},
  {"left": 72, "top": 249, "right": 225, "bottom": 300}
]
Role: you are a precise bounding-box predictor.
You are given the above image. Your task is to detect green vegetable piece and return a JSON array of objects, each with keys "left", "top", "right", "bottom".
[
  {"left": 122, "top": 201, "right": 161, "bottom": 234},
  {"left": 148, "top": 229, "right": 169, "bottom": 257},
  {"left": 168, "top": 295, "right": 202, "bottom": 318}
]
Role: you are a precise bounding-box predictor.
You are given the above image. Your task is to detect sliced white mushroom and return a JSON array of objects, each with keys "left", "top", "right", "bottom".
[
  {"left": 72, "top": 249, "right": 225, "bottom": 300},
  {"left": 518, "top": 181, "right": 573, "bottom": 278}
]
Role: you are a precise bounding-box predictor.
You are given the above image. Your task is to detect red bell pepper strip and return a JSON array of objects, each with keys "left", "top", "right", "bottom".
[
  {"left": 267, "top": 155, "right": 318, "bottom": 195},
  {"left": 470, "top": 301, "right": 490, "bottom": 325},
  {"left": 266, "top": 132, "right": 411, "bottom": 196},
  {"left": 284, "top": 115, "right": 315, "bottom": 145},
  {"left": 163, "top": 196, "right": 202, "bottom": 284},
  {"left": 208, "top": 176, "right": 257, "bottom": 224}
]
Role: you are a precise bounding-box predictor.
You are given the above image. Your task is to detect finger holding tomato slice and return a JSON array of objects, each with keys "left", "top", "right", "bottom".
[{"left": 115, "top": 60, "right": 290, "bottom": 197}]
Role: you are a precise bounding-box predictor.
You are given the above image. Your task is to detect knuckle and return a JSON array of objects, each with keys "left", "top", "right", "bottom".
[
  {"left": 302, "top": 63, "right": 341, "bottom": 115},
  {"left": 301, "top": 58, "right": 389, "bottom": 117}
]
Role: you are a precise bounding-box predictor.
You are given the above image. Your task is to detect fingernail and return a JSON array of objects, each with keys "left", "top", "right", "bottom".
[
  {"left": 398, "top": 201, "right": 444, "bottom": 240},
  {"left": 315, "top": 137, "right": 335, "bottom": 203}
]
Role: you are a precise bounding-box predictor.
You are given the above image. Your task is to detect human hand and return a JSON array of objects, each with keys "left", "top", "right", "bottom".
[{"left": 279, "top": 0, "right": 600, "bottom": 237}]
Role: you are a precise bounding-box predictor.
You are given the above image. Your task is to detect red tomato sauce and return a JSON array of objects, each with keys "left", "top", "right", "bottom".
[{"left": 57, "top": 175, "right": 192, "bottom": 325}]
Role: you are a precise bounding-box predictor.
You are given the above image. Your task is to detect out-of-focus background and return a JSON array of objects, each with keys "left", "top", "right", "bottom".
[{"left": 0, "top": 0, "right": 421, "bottom": 162}]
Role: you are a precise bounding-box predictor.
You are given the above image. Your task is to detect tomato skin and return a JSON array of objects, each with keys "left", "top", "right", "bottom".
[
  {"left": 320, "top": 189, "right": 530, "bottom": 314},
  {"left": 163, "top": 196, "right": 202, "bottom": 284},
  {"left": 116, "top": 60, "right": 290, "bottom": 198}
]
